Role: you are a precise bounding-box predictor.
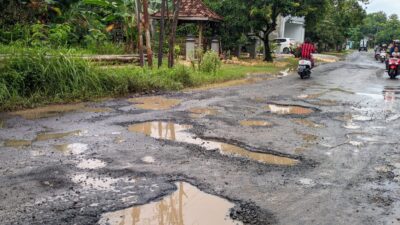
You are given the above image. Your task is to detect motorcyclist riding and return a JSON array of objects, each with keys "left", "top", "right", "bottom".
[{"left": 300, "top": 38, "right": 316, "bottom": 68}]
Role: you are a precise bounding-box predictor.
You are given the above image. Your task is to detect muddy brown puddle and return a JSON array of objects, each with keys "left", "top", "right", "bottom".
[
  {"left": 129, "top": 122, "right": 298, "bottom": 166},
  {"left": 11, "top": 104, "right": 111, "bottom": 120},
  {"left": 240, "top": 120, "right": 273, "bottom": 127},
  {"left": 98, "top": 181, "right": 242, "bottom": 225},
  {"left": 35, "top": 130, "right": 82, "bottom": 142},
  {"left": 188, "top": 107, "right": 218, "bottom": 118},
  {"left": 4, "top": 139, "right": 32, "bottom": 148},
  {"left": 265, "top": 104, "right": 314, "bottom": 115},
  {"left": 129, "top": 96, "right": 181, "bottom": 110}
]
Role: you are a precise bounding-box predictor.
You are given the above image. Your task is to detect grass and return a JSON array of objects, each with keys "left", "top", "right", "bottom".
[{"left": 0, "top": 49, "right": 297, "bottom": 111}]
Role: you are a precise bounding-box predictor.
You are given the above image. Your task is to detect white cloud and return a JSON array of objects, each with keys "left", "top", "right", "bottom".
[{"left": 364, "top": 0, "right": 400, "bottom": 16}]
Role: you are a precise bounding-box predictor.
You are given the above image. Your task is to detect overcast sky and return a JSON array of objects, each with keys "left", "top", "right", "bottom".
[{"left": 363, "top": 0, "right": 400, "bottom": 16}]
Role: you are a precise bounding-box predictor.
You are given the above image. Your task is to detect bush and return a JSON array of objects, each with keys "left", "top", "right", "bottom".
[{"left": 199, "top": 51, "right": 221, "bottom": 74}]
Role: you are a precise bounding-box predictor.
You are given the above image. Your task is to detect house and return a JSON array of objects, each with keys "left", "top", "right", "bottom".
[{"left": 272, "top": 15, "right": 305, "bottom": 43}]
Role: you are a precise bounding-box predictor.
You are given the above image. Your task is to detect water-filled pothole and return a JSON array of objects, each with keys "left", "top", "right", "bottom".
[
  {"left": 10, "top": 104, "right": 111, "bottom": 119},
  {"left": 265, "top": 104, "right": 314, "bottom": 115},
  {"left": 128, "top": 122, "right": 298, "bottom": 166},
  {"left": 35, "top": 130, "right": 82, "bottom": 142},
  {"left": 98, "top": 182, "right": 242, "bottom": 225},
  {"left": 54, "top": 143, "right": 88, "bottom": 155},
  {"left": 128, "top": 96, "right": 181, "bottom": 110},
  {"left": 239, "top": 120, "right": 273, "bottom": 127},
  {"left": 292, "top": 119, "right": 324, "bottom": 128},
  {"left": 188, "top": 107, "right": 218, "bottom": 118},
  {"left": 4, "top": 139, "right": 32, "bottom": 148}
]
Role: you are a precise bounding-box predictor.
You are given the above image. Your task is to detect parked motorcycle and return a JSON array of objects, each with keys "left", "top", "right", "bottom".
[
  {"left": 387, "top": 57, "right": 400, "bottom": 79},
  {"left": 380, "top": 51, "right": 387, "bottom": 63},
  {"left": 298, "top": 59, "right": 312, "bottom": 79}
]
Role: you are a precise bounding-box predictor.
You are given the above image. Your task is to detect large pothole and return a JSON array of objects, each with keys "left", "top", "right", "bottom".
[{"left": 128, "top": 121, "right": 299, "bottom": 166}]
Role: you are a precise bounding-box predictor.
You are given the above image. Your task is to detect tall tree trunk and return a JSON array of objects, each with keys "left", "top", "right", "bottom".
[
  {"left": 135, "top": 0, "right": 144, "bottom": 67},
  {"left": 142, "top": 0, "right": 153, "bottom": 68},
  {"left": 168, "top": 0, "right": 181, "bottom": 68},
  {"left": 158, "top": 0, "right": 166, "bottom": 68},
  {"left": 263, "top": 34, "right": 273, "bottom": 62}
]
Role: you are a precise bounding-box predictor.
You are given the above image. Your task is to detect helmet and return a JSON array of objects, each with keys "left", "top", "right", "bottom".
[
  {"left": 382, "top": 44, "right": 387, "bottom": 47},
  {"left": 394, "top": 40, "right": 400, "bottom": 45}
]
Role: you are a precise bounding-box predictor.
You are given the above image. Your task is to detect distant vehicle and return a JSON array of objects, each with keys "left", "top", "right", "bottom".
[
  {"left": 388, "top": 57, "right": 400, "bottom": 79},
  {"left": 359, "top": 39, "right": 368, "bottom": 52},
  {"left": 274, "top": 38, "right": 297, "bottom": 54},
  {"left": 298, "top": 58, "right": 312, "bottom": 79}
]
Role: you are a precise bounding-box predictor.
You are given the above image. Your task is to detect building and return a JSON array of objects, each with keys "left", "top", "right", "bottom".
[{"left": 272, "top": 16, "right": 305, "bottom": 43}]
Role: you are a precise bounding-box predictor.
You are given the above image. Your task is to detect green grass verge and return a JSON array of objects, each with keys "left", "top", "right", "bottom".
[{"left": 0, "top": 50, "right": 295, "bottom": 111}]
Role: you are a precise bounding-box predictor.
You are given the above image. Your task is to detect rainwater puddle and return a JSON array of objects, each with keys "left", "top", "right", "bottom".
[
  {"left": 129, "top": 122, "right": 298, "bottom": 166},
  {"left": 343, "top": 122, "right": 361, "bottom": 130},
  {"left": 128, "top": 96, "right": 181, "bottom": 110},
  {"left": 292, "top": 119, "right": 324, "bottom": 128},
  {"left": 4, "top": 139, "right": 32, "bottom": 148},
  {"left": 356, "top": 92, "right": 384, "bottom": 100},
  {"left": 352, "top": 115, "right": 372, "bottom": 121},
  {"left": 239, "top": 120, "right": 273, "bottom": 127},
  {"left": 265, "top": 104, "right": 314, "bottom": 115},
  {"left": 312, "top": 99, "right": 338, "bottom": 106},
  {"left": 10, "top": 104, "right": 110, "bottom": 119},
  {"left": 188, "top": 107, "right": 218, "bottom": 118},
  {"left": 297, "top": 92, "right": 326, "bottom": 99},
  {"left": 77, "top": 159, "right": 106, "bottom": 169},
  {"left": 35, "top": 130, "right": 82, "bottom": 142},
  {"left": 54, "top": 143, "right": 88, "bottom": 155},
  {"left": 98, "top": 182, "right": 242, "bottom": 225}
]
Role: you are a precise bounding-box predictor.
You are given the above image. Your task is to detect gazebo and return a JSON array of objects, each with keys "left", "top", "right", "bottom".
[{"left": 152, "top": 0, "right": 223, "bottom": 60}]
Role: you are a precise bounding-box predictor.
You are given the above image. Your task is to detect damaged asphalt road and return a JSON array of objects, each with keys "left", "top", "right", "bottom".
[{"left": 1, "top": 52, "right": 400, "bottom": 225}]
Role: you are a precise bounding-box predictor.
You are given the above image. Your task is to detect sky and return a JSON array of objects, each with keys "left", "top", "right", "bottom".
[{"left": 363, "top": 0, "right": 400, "bottom": 16}]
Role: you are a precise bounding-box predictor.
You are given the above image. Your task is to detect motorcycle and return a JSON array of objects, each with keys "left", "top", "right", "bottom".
[
  {"left": 380, "top": 51, "right": 387, "bottom": 63},
  {"left": 375, "top": 51, "right": 380, "bottom": 61},
  {"left": 387, "top": 57, "right": 400, "bottom": 79},
  {"left": 298, "top": 58, "right": 312, "bottom": 79}
]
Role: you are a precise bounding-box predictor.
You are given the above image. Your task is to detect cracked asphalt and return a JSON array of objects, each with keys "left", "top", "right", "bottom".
[{"left": 1, "top": 52, "right": 400, "bottom": 225}]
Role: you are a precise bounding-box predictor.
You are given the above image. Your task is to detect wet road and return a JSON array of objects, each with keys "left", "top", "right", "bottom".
[{"left": 1, "top": 52, "right": 400, "bottom": 225}]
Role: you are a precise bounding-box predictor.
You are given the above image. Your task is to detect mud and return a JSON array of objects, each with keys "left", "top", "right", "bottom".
[
  {"left": 98, "top": 182, "right": 242, "bottom": 225},
  {"left": 128, "top": 96, "right": 181, "bottom": 110},
  {"left": 129, "top": 121, "right": 298, "bottom": 166}
]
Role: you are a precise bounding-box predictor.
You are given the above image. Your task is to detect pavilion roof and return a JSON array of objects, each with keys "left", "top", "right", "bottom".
[{"left": 152, "top": 0, "right": 223, "bottom": 22}]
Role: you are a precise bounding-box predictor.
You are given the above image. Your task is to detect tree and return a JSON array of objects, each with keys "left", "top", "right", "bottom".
[
  {"left": 168, "top": 0, "right": 180, "bottom": 68},
  {"left": 157, "top": 0, "right": 166, "bottom": 67},
  {"left": 142, "top": 0, "right": 153, "bottom": 67}
]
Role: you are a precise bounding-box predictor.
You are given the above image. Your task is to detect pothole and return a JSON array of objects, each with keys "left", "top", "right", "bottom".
[
  {"left": 188, "top": 107, "right": 218, "bottom": 118},
  {"left": 35, "top": 130, "right": 82, "bottom": 142},
  {"left": 265, "top": 104, "right": 314, "bottom": 115},
  {"left": 54, "top": 143, "right": 88, "bottom": 155},
  {"left": 141, "top": 156, "right": 155, "bottom": 164},
  {"left": 10, "top": 104, "right": 111, "bottom": 119},
  {"left": 128, "top": 96, "right": 181, "bottom": 110},
  {"left": 77, "top": 159, "right": 106, "bottom": 169},
  {"left": 71, "top": 173, "right": 133, "bottom": 191},
  {"left": 128, "top": 122, "right": 298, "bottom": 166},
  {"left": 4, "top": 139, "right": 32, "bottom": 148},
  {"left": 98, "top": 181, "right": 243, "bottom": 225},
  {"left": 239, "top": 120, "right": 273, "bottom": 127},
  {"left": 292, "top": 119, "right": 324, "bottom": 128}
]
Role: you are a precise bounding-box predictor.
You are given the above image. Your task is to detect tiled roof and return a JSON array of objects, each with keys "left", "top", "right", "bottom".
[{"left": 152, "top": 0, "right": 223, "bottom": 22}]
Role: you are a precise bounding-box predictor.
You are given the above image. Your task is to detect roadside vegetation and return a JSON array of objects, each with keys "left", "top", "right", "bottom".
[{"left": 0, "top": 50, "right": 293, "bottom": 111}]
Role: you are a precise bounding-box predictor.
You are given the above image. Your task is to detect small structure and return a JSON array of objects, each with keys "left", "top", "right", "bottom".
[
  {"left": 152, "top": 0, "right": 223, "bottom": 60},
  {"left": 272, "top": 16, "right": 305, "bottom": 43}
]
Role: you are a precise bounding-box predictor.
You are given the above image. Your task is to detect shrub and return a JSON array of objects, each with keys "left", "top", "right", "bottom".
[
  {"left": 49, "top": 23, "right": 72, "bottom": 47},
  {"left": 199, "top": 51, "right": 221, "bottom": 74}
]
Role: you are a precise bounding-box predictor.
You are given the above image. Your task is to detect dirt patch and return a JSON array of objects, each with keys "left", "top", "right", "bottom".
[
  {"left": 98, "top": 181, "right": 242, "bottom": 225},
  {"left": 265, "top": 104, "right": 314, "bottom": 115},
  {"left": 128, "top": 96, "right": 181, "bottom": 110},
  {"left": 129, "top": 121, "right": 299, "bottom": 166},
  {"left": 240, "top": 120, "right": 273, "bottom": 127}
]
